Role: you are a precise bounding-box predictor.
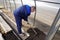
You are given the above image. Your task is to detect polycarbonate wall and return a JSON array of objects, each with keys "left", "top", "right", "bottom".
[
  {"left": 0, "top": 0, "right": 22, "bottom": 12},
  {"left": 5, "top": 0, "right": 21, "bottom": 12},
  {"left": 1, "top": 0, "right": 35, "bottom": 12}
]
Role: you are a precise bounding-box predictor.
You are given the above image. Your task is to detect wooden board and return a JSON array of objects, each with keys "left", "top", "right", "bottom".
[{"left": 0, "top": 16, "right": 12, "bottom": 34}]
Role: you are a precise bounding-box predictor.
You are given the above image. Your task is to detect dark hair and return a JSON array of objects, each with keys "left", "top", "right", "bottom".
[{"left": 31, "top": 6, "right": 36, "bottom": 9}]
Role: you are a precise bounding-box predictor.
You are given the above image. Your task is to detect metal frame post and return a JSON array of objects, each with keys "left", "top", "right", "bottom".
[
  {"left": 4, "top": 0, "right": 7, "bottom": 9},
  {"left": 33, "top": 0, "right": 37, "bottom": 26},
  {"left": 4, "top": 0, "right": 8, "bottom": 9},
  {"left": 13, "top": 0, "right": 16, "bottom": 9},
  {"left": 2, "top": 0, "right": 5, "bottom": 9},
  {"left": 21, "top": 0, "right": 23, "bottom": 6},
  {"left": 4, "top": 0, "right": 6, "bottom": 9},
  {"left": 9, "top": 0, "right": 12, "bottom": 12},
  {"left": 6, "top": 0, "right": 11, "bottom": 11}
]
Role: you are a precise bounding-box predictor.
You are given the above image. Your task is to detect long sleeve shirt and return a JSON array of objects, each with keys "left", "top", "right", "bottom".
[{"left": 14, "top": 5, "right": 31, "bottom": 21}]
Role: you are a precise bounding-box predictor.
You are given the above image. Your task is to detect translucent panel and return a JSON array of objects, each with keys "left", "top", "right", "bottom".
[
  {"left": 22, "top": 0, "right": 35, "bottom": 6},
  {"left": 29, "top": 1, "right": 60, "bottom": 34},
  {"left": 13, "top": 0, "right": 22, "bottom": 8},
  {"left": 36, "top": 1, "right": 59, "bottom": 26},
  {"left": 9, "top": 0, "right": 16, "bottom": 11},
  {"left": 3, "top": 0, "right": 9, "bottom": 10},
  {"left": 8, "top": 0, "right": 22, "bottom": 12}
]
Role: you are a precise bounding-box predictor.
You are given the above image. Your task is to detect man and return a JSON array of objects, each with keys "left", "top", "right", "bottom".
[{"left": 14, "top": 5, "right": 36, "bottom": 36}]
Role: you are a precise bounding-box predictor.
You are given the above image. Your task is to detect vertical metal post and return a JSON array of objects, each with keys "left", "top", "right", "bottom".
[
  {"left": 7, "top": 0, "right": 11, "bottom": 11},
  {"left": 33, "top": 0, "right": 37, "bottom": 26},
  {"left": 21, "top": 0, "right": 23, "bottom": 6},
  {"left": 2, "top": 0, "right": 5, "bottom": 9},
  {"left": 9, "top": 0, "right": 12, "bottom": 12},
  {"left": 3, "top": 0, "right": 6, "bottom": 9},
  {"left": 6, "top": 0, "right": 9, "bottom": 10},
  {"left": 13, "top": 0, "right": 16, "bottom": 9},
  {"left": 45, "top": 9, "right": 60, "bottom": 40},
  {"left": 5, "top": 0, "right": 8, "bottom": 9},
  {"left": 31, "top": 0, "right": 37, "bottom": 36}
]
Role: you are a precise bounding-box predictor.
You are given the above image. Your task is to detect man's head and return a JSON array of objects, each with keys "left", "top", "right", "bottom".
[{"left": 31, "top": 6, "right": 36, "bottom": 12}]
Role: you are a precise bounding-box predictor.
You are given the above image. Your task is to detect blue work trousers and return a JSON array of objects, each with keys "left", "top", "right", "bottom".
[{"left": 14, "top": 13, "right": 22, "bottom": 34}]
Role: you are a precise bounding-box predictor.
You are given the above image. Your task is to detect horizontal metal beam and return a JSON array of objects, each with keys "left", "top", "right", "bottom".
[{"left": 34, "top": 0, "right": 60, "bottom": 4}]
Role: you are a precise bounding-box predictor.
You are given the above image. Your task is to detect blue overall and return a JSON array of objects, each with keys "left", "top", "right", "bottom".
[{"left": 14, "top": 5, "right": 31, "bottom": 34}]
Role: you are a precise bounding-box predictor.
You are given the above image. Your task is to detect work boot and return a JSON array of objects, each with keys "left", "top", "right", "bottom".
[{"left": 19, "top": 33, "right": 30, "bottom": 40}]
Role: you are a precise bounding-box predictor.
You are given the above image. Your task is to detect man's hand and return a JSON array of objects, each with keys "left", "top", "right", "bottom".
[
  {"left": 22, "top": 21, "right": 29, "bottom": 25},
  {"left": 22, "top": 20, "right": 35, "bottom": 28}
]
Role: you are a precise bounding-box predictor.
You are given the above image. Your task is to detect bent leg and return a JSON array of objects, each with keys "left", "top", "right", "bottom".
[{"left": 14, "top": 14, "right": 22, "bottom": 34}]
